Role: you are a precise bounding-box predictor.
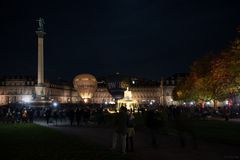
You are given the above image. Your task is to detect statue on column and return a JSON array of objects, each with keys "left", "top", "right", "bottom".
[{"left": 36, "top": 17, "right": 45, "bottom": 32}]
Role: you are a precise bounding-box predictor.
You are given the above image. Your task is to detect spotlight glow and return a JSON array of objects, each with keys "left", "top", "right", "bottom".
[
  {"left": 53, "top": 102, "right": 58, "bottom": 107},
  {"left": 83, "top": 99, "right": 88, "bottom": 103},
  {"left": 22, "top": 96, "right": 31, "bottom": 103},
  {"left": 225, "top": 100, "right": 228, "bottom": 105}
]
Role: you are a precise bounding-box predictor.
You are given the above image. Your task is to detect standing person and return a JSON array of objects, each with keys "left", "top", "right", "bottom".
[
  {"left": 6, "top": 108, "right": 13, "bottom": 123},
  {"left": 22, "top": 109, "right": 28, "bottom": 123},
  {"left": 126, "top": 110, "right": 135, "bottom": 152},
  {"left": 59, "top": 109, "right": 63, "bottom": 123},
  {"left": 75, "top": 108, "right": 82, "bottom": 126},
  {"left": 69, "top": 108, "right": 75, "bottom": 126},
  {"left": 45, "top": 108, "right": 51, "bottom": 125},
  {"left": 223, "top": 107, "right": 229, "bottom": 121},
  {"left": 111, "top": 106, "right": 128, "bottom": 154},
  {"left": 28, "top": 109, "right": 34, "bottom": 123},
  {"left": 83, "top": 107, "right": 90, "bottom": 126},
  {"left": 16, "top": 109, "right": 21, "bottom": 123},
  {"left": 97, "top": 107, "right": 105, "bottom": 125},
  {"left": 145, "top": 108, "right": 161, "bottom": 149},
  {"left": 53, "top": 110, "right": 59, "bottom": 125}
]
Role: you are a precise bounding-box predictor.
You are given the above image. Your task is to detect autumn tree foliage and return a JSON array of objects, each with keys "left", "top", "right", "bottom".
[
  {"left": 208, "top": 52, "right": 234, "bottom": 107},
  {"left": 173, "top": 55, "right": 214, "bottom": 106},
  {"left": 173, "top": 27, "right": 240, "bottom": 107}
]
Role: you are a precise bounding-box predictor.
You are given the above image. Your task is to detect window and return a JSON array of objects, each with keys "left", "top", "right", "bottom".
[{"left": 166, "top": 80, "right": 169, "bottom": 85}]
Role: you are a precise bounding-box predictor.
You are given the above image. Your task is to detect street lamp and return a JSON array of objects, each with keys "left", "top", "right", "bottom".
[{"left": 53, "top": 102, "right": 58, "bottom": 107}]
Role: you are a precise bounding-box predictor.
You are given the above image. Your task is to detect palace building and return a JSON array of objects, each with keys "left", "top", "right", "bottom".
[
  {"left": 91, "top": 73, "right": 186, "bottom": 106},
  {"left": 0, "top": 18, "right": 186, "bottom": 107},
  {"left": 0, "top": 74, "right": 185, "bottom": 106},
  {"left": 0, "top": 75, "right": 80, "bottom": 106}
]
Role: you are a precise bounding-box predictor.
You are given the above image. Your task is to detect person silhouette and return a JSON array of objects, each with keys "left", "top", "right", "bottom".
[{"left": 111, "top": 106, "right": 128, "bottom": 154}]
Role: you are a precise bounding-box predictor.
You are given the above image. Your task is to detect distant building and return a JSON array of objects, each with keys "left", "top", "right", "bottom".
[
  {"left": 91, "top": 74, "right": 187, "bottom": 106},
  {"left": 0, "top": 74, "right": 187, "bottom": 106},
  {"left": 0, "top": 75, "right": 79, "bottom": 106}
]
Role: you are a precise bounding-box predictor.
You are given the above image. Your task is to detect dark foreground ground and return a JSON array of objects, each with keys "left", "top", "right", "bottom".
[
  {"left": 0, "top": 120, "right": 240, "bottom": 160},
  {"left": 0, "top": 123, "right": 127, "bottom": 160}
]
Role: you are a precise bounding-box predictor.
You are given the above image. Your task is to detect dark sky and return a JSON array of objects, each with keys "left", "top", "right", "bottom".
[{"left": 0, "top": 0, "right": 240, "bottom": 81}]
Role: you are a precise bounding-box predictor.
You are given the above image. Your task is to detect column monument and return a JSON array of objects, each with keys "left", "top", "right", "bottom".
[{"left": 35, "top": 17, "right": 47, "bottom": 100}]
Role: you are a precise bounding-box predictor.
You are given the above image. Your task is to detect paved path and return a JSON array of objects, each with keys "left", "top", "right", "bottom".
[
  {"left": 35, "top": 121, "right": 240, "bottom": 160},
  {"left": 210, "top": 118, "right": 240, "bottom": 123}
]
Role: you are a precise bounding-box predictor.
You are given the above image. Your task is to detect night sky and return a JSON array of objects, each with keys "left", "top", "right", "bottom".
[{"left": 0, "top": 0, "right": 240, "bottom": 81}]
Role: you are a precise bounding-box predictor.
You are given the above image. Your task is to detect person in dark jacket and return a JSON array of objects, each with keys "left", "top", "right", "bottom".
[
  {"left": 69, "top": 108, "right": 75, "bottom": 126},
  {"left": 145, "top": 108, "right": 162, "bottom": 149},
  {"left": 111, "top": 106, "right": 128, "bottom": 154},
  {"left": 126, "top": 110, "right": 135, "bottom": 152},
  {"left": 75, "top": 108, "right": 82, "bottom": 126},
  {"left": 45, "top": 108, "right": 51, "bottom": 124}
]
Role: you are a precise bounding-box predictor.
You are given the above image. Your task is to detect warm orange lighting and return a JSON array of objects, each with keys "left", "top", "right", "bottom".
[{"left": 73, "top": 74, "right": 97, "bottom": 102}]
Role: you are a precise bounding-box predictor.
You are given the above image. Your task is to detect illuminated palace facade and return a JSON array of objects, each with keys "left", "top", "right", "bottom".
[
  {"left": 0, "top": 74, "right": 185, "bottom": 106},
  {"left": 0, "top": 75, "right": 80, "bottom": 106},
  {"left": 89, "top": 73, "right": 185, "bottom": 105},
  {"left": 0, "top": 19, "right": 185, "bottom": 107}
]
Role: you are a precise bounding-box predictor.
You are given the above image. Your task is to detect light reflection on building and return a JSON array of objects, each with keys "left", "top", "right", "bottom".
[{"left": 0, "top": 73, "right": 186, "bottom": 107}]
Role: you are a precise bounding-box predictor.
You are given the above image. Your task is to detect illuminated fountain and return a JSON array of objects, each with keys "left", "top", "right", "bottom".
[{"left": 117, "top": 87, "right": 138, "bottom": 111}]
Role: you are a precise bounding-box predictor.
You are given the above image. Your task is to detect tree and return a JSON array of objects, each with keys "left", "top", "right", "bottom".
[
  {"left": 173, "top": 55, "right": 214, "bottom": 106},
  {"left": 208, "top": 53, "right": 232, "bottom": 107},
  {"left": 209, "top": 28, "right": 240, "bottom": 106},
  {"left": 172, "top": 76, "right": 191, "bottom": 102},
  {"left": 173, "top": 26, "right": 240, "bottom": 108},
  {"left": 190, "top": 55, "right": 214, "bottom": 105}
]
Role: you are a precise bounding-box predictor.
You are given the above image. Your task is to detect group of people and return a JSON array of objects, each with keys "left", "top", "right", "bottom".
[
  {"left": 110, "top": 105, "right": 203, "bottom": 154},
  {"left": 43, "top": 106, "right": 106, "bottom": 126},
  {"left": 0, "top": 107, "right": 34, "bottom": 123},
  {"left": 61, "top": 107, "right": 105, "bottom": 126},
  {"left": 111, "top": 106, "right": 135, "bottom": 154},
  {"left": 0, "top": 104, "right": 107, "bottom": 127},
  {"left": 1, "top": 103, "right": 239, "bottom": 155}
]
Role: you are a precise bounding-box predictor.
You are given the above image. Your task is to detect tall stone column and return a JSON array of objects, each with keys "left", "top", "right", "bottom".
[
  {"left": 36, "top": 31, "right": 46, "bottom": 85},
  {"left": 160, "top": 77, "right": 165, "bottom": 106},
  {"left": 35, "top": 18, "right": 47, "bottom": 100}
]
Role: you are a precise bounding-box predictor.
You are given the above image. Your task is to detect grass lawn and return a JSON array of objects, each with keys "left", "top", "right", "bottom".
[
  {"left": 190, "top": 120, "right": 240, "bottom": 145},
  {"left": 126, "top": 113, "right": 240, "bottom": 145},
  {"left": 158, "top": 119, "right": 240, "bottom": 146},
  {"left": 105, "top": 113, "right": 240, "bottom": 146},
  {"left": 0, "top": 123, "right": 128, "bottom": 160}
]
